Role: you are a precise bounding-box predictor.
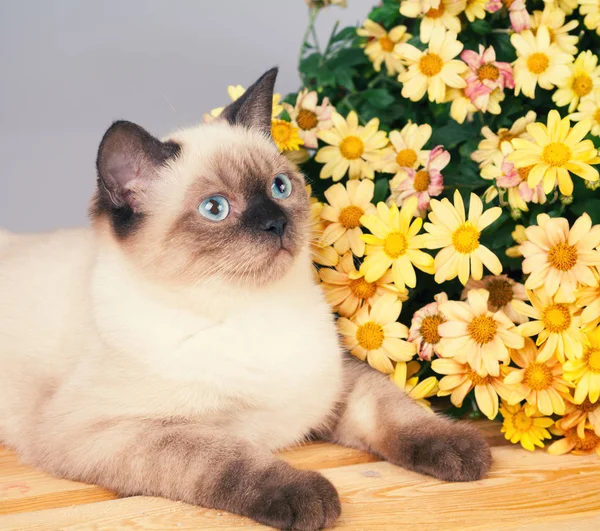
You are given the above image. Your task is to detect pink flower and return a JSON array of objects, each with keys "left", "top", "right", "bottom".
[
  {"left": 485, "top": 0, "right": 531, "bottom": 32},
  {"left": 391, "top": 145, "right": 448, "bottom": 212},
  {"left": 408, "top": 292, "right": 448, "bottom": 361},
  {"left": 462, "top": 45, "right": 514, "bottom": 110}
]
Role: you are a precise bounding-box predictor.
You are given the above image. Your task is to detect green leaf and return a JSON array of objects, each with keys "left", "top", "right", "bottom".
[
  {"left": 373, "top": 177, "right": 390, "bottom": 204},
  {"left": 571, "top": 198, "right": 600, "bottom": 224},
  {"left": 430, "top": 121, "right": 478, "bottom": 149},
  {"left": 470, "top": 20, "right": 492, "bottom": 36},
  {"left": 328, "top": 47, "right": 369, "bottom": 70},
  {"left": 300, "top": 53, "right": 321, "bottom": 78},
  {"left": 331, "top": 26, "right": 358, "bottom": 44},
  {"left": 334, "top": 67, "right": 356, "bottom": 91},
  {"left": 361, "top": 88, "right": 395, "bottom": 109}
]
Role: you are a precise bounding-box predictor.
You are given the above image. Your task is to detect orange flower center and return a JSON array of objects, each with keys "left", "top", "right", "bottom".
[
  {"left": 338, "top": 205, "right": 364, "bottom": 229},
  {"left": 527, "top": 52, "right": 550, "bottom": 75},
  {"left": 498, "top": 130, "right": 516, "bottom": 143},
  {"left": 426, "top": 4, "right": 446, "bottom": 18},
  {"left": 502, "top": 0, "right": 515, "bottom": 7},
  {"left": 349, "top": 277, "right": 377, "bottom": 300},
  {"left": 584, "top": 347, "right": 600, "bottom": 373},
  {"left": 378, "top": 35, "right": 395, "bottom": 52},
  {"left": 452, "top": 222, "right": 481, "bottom": 254},
  {"left": 594, "top": 109, "right": 600, "bottom": 125},
  {"left": 542, "top": 142, "right": 571, "bottom": 167},
  {"left": 419, "top": 53, "right": 444, "bottom": 77},
  {"left": 517, "top": 165, "right": 533, "bottom": 181},
  {"left": 523, "top": 362, "right": 553, "bottom": 391},
  {"left": 478, "top": 64, "right": 500, "bottom": 82},
  {"left": 413, "top": 170, "right": 430, "bottom": 192},
  {"left": 542, "top": 303, "right": 571, "bottom": 333},
  {"left": 420, "top": 314, "right": 445, "bottom": 345},
  {"left": 468, "top": 315, "right": 498, "bottom": 345},
  {"left": 547, "top": 242, "right": 578, "bottom": 271},
  {"left": 384, "top": 232, "right": 408, "bottom": 258},
  {"left": 356, "top": 321, "right": 385, "bottom": 350},
  {"left": 396, "top": 148, "right": 418, "bottom": 168},
  {"left": 486, "top": 278, "right": 514, "bottom": 308},
  {"left": 514, "top": 411, "right": 533, "bottom": 431},
  {"left": 296, "top": 109, "right": 318, "bottom": 130},
  {"left": 340, "top": 135, "right": 365, "bottom": 160},
  {"left": 572, "top": 74, "right": 593, "bottom": 97},
  {"left": 571, "top": 429, "right": 600, "bottom": 452},
  {"left": 576, "top": 397, "right": 598, "bottom": 413},
  {"left": 466, "top": 368, "right": 492, "bottom": 386}
]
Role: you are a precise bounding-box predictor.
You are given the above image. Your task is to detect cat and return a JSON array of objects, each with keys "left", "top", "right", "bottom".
[{"left": 0, "top": 68, "right": 491, "bottom": 531}]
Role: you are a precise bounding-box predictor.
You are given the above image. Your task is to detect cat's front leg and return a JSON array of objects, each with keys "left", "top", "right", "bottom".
[
  {"left": 321, "top": 356, "right": 492, "bottom": 482},
  {"left": 33, "top": 418, "right": 340, "bottom": 530}
]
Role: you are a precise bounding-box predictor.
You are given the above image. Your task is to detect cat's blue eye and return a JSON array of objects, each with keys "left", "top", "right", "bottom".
[
  {"left": 198, "top": 195, "right": 230, "bottom": 221},
  {"left": 271, "top": 173, "right": 292, "bottom": 200}
]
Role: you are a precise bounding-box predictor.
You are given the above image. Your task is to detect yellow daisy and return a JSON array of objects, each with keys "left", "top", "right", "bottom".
[
  {"left": 433, "top": 357, "right": 510, "bottom": 420},
  {"left": 465, "top": 0, "right": 488, "bottom": 21},
  {"left": 531, "top": 5, "right": 579, "bottom": 55},
  {"left": 471, "top": 111, "right": 537, "bottom": 168},
  {"left": 357, "top": 20, "right": 411, "bottom": 76},
  {"left": 320, "top": 180, "right": 377, "bottom": 257},
  {"left": 519, "top": 213, "right": 600, "bottom": 299},
  {"left": 462, "top": 274, "right": 529, "bottom": 324},
  {"left": 503, "top": 338, "right": 571, "bottom": 415},
  {"left": 556, "top": 398, "right": 600, "bottom": 437},
  {"left": 338, "top": 294, "right": 416, "bottom": 374},
  {"left": 513, "top": 289, "right": 584, "bottom": 363},
  {"left": 577, "top": 272, "right": 600, "bottom": 328},
  {"left": 506, "top": 224, "right": 527, "bottom": 258},
  {"left": 446, "top": 86, "right": 478, "bottom": 125},
  {"left": 310, "top": 202, "right": 339, "bottom": 267},
  {"left": 379, "top": 123, "right": 432, "bottom": 177},
  {"left": 391, "top": 360, "right": 439, "bottom": 412},
  {"left": 500, "top": 401, "right": 554, "bottom": 451},
  {"left": 548, "top": 426, "right": 600, "bottom": 455},
  {"left": 316, "top": 111, "right": 388, "bottom": 181},
  {"left": 563, "top": 326, "right": 600, "bottom": 404},
  {"left": 396, "top": 29, "right": 467, "bottom": 103},
  {"left": 419, "top": 0, "right": 466, "bottom": 44},
  {"left": 359, "top": 198, "right": 435, "bottom": 289},
  {"left": 570, "top": 91, "right": 600, "bottom": 136},
  {"left": 319, "top": 251, "right": 407, "bottom": 318},
  {"left": 271, "top": 120, "right": 304, "bottom": 152},
  {"left": 511, "top": 26, "right": 573, "bottom": 99},
  {"left": 546, "top": 0, "right": 578, "bottom": 16},
  {"left": 424, "top": 191, "right": 503, "bottom": 285},
  {"left": 437, "top": 288, "right": 524, "bottom": 377},
  {"left": 553, "top": 51, "right": 600, "bottom": 113},
  {"left": 207, "top": 84, "right": 283, "bottom": 121},
  {"left": 508, "top": 110, "right": 599, "bottom": 195},
  {"left": 579, "top": 0, "right": 600, "bottom": 36}
]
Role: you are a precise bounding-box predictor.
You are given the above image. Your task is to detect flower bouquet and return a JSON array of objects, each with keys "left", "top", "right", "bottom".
[{"left": 209, "top": 0, "right": 600, "bottom": 455}]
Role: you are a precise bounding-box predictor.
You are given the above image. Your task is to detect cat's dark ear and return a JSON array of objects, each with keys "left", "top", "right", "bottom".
[
  {"left": 220, "top": 67, "right": 277, "bottom": 133},
  {"left": 96, "top": 120, "right": 180, "bottom": 212}
]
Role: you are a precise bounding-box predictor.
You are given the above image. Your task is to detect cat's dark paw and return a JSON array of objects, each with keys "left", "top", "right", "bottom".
[
  {"left": 246, "top": 466, "right": 340, "bottom": 530},
  {"left": 391, "top": 421, "right": 492, "bottom": 482}
]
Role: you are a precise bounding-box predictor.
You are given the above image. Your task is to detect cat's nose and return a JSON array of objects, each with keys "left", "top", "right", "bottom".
[{"left": 261, "top": 217, "right": 287, "bottom": 237}]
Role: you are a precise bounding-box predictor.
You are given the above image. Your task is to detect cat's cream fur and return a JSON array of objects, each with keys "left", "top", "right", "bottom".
[{"left": 0, "top": 69, "right": 491, "bottom": 530}]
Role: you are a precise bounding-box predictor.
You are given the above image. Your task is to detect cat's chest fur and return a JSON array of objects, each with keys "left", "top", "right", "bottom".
[{"left": 89, "top": 249, "right": 343, "bottom": 448}]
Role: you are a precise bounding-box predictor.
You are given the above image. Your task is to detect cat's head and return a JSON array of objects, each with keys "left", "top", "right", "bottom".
[{"left": 90, "top": 68, "right": 310, "bottom": 288}]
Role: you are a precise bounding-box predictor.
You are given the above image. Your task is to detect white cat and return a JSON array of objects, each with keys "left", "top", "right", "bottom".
[{"left": 0, "top": 69, "right": 491, "bottom": 530}]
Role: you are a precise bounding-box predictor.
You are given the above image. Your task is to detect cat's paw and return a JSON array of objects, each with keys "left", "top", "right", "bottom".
[
  {"left": 392, "top": 422, "right": 492, "bottom": 482},
  {"left": 247, "top": 467, "right": 341, "bottom": 530}
]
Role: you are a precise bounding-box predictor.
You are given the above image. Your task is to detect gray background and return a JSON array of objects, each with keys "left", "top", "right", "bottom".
[{"left": 0, "top": 0, "right": 370, "bottom": 232}]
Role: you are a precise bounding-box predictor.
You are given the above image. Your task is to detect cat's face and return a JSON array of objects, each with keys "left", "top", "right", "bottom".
[{"left": 91, "top": 68, "right": 310, "bottom": 288}]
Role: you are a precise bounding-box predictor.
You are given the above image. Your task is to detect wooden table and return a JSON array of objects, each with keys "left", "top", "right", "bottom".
[{"left": 2, "top": 423, "right": 600, "bottom": 530}]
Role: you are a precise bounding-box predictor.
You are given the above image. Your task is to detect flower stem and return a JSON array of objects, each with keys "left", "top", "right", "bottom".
[{"left": 299, "top": 7, "right": 319, "bottom": 71}]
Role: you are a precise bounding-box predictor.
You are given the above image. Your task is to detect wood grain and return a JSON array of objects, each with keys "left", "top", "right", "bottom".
[{"left": 2, "top": 445, "right": 599, "bottom": 530}]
